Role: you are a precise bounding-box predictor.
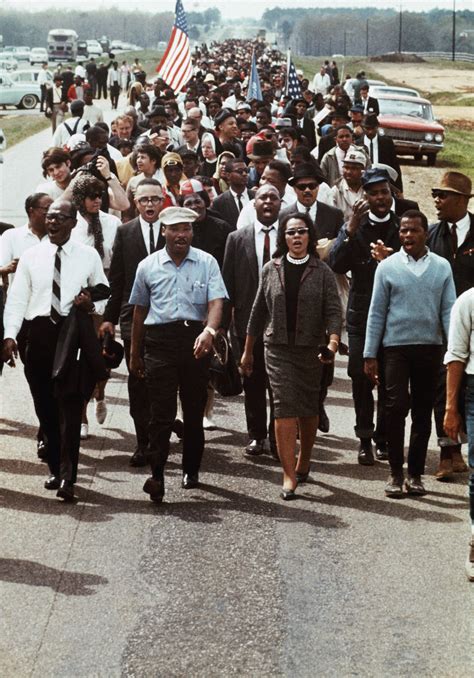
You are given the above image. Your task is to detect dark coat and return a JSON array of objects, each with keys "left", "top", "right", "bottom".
[
  {"left": 355, "top": 96, "right": 380, "bottom": 116},
  {"left": 394, "top": 196, "right": 419, "bottom": 217},
  {"left": 103, "top": 217, "right": 148, "bottom": 340},
  {"left": 359, "top": 135, "right": 403, "bottom": 192},
  {"left": 279, "top": 201, "right": 344, "bottom": 240},
  {"left": 329, "top": 213, "right": 400, "bottom": 335},
  {"left": 317, "top": 134, "right": 335, "bottom": 163},
  {"left": 298, "top": 116, "right": 317, "bottom": 150},
  {"left": 247, "top": 255, "right": 342, "bottom": 346},
  {"left": 428, "top": 212, "right": 474, "bottom": 297},
  {"left": 222, "top": 225, "right": 261, "bottom": 338},
  {"left": 212, "top": 189, "right": 253, "bottom": 230}
]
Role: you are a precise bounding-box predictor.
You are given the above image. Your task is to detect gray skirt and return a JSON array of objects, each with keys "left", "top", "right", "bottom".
[{"left": 264, "top": 344, "right": 323, "bottom": 419}]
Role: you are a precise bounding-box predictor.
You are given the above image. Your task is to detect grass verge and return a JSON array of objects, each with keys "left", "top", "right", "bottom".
[
  {"left": 439, "top": 126, "right": 474, "bottom": 177},
  {"left": 1, "top": 114, "right": 51, "bottom": 148}
]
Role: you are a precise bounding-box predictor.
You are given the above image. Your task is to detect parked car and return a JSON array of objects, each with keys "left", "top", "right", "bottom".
[
  {"left": 3, "top": 46, "right": 31, "bottom": 62},
  {"left": 377, "top": 93, "right": 445, "bottom": 166},
  {"left": 370, "top": 85, "right": 420, "bottom": 98},
  {"left": 86, "top": 40, "right": 103, "bottom": 57},
  {"left": 0, "top": 71, "right": 40, "bottom": 109},
  {"left": 7, "top": 69, "right": 53, "bottom": 84},
  {"left": 29, "top": 48, "right": 49, "bottom": 65},
  {"left": 0, "top": 56, "right": 18, "bottom": 71}
]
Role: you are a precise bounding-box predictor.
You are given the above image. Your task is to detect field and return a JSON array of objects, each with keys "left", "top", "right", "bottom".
[{"left": 0, "top": 114, "right": 50, "bottom": 148}]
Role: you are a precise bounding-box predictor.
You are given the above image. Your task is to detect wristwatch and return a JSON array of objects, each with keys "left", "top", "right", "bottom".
[{"left": 204, "top": 326, "right": 216, "bottom": 337}]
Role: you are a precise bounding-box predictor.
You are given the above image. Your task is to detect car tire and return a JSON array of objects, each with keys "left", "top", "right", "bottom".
[
  {"left": 19, "top": 94, "right": 38, "bottom": 110},
  {"left": 414, "top": 153, "right": 422, "bottom": 161},
  {"left": 427, "top": 154, "right": 437, "bottom": 167}
]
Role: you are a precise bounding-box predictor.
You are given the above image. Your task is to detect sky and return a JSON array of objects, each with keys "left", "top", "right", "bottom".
[{"left": 4, "top": 0, "right": 473, "bottom": 18}]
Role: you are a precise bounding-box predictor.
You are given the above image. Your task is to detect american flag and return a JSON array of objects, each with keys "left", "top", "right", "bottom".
[
  {"left": 286, "top": 51, "right": 302, "bottom": 100},
  {"left": 156, "top": 0, "right": 193, "bottom": 93}
]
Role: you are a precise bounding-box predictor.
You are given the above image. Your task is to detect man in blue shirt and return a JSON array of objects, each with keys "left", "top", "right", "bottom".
[{"left": 129, "top": 206, "right": 228, "bottom": 503}]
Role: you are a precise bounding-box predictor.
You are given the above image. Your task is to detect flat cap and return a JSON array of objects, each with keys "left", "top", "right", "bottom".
[
  {"left": 361, "top": 167, "right": 391, "bottom": 188},
  {"left": 160, "top": 206, "right": 198, "bottom": 225}
]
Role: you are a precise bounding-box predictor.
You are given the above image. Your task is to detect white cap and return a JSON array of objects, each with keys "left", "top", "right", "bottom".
[{"left": 160, "top": 206, "right": 199, "bottom": 226}]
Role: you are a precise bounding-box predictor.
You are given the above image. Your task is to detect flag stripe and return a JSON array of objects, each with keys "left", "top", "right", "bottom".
[{"left": 156, "top": 0, "right": 192, "bottom": 94}]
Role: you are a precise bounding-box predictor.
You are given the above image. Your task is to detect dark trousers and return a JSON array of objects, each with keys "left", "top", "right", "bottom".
[
  {"left": 384, "top": 345, "right": 443, "bottom": 477},
  {"left": 110, "top": 84, "right": 120, "bottom": 109},
  {"left": 238, "top": 335, "right": 275, "bottom": 444},
  {"left": 124, "top": 337, "right": 150, "bottom": 449},
  {"left": 40, "top": 84, "right": 48, "bottom": 112},
  {"left": 17, "top": 320, "right": 43, "bottom": 445},
  {"left": 97, "top": 80, "right": 107, "bottom": 99},
  {"left": 144, "top": 322, "right": 210, "bottom": 479},
  {"left": 24, "top": 317, "right": 83, "bottom": 483},
  {"left": 348, "top": 332, "right": 386, "bottom": 444}
]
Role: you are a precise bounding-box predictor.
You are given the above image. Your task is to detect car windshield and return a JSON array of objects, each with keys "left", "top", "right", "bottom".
[{"left": 379, "top": 98, "right": 434, "bottom": 120}]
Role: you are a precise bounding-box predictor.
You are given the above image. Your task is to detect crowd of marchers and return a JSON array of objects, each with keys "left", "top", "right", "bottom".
[{"left": 1, "top": 38, "right": 473, "bottom": 582}]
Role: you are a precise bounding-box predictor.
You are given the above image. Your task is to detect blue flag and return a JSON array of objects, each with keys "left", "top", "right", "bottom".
[{"left": 246, "top": 50, "right": 263, "bottom": 102}]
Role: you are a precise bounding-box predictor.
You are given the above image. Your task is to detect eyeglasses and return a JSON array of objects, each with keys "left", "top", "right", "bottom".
[
  {"left": 46, "top": 213, "right": 74, "bottom": 223},
  {"left": 232, "top": 168, "right": 249, "bottom": 175},
  {"left": 285, "top": 227, "right": 309, "bottom": 237},
  {"left": 137, "top": 196, "right": 164, "bottom": 205},
  {"left": 295, "top": 183, "right": 318, "bottom": 191}
]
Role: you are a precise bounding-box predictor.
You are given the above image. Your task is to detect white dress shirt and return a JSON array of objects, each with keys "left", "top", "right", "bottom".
[
  {"left": 364, "top": 135, "right": 379, "bottom": 164},
  {"left": 71, "top": 211, "right": 121, "bottom": 272},
  {"left": 0, "top": 225, "right": 47, "bottom": 285},
  {"left": 254, "top": 221, "right": 278, "bottom": 275},
  {"left": 229, "top": 187, "right": 250, "bottom": 212},
  {"left": 3, "top": 239, "right": 108, "bottom": 341},
  {"left": 401, "top": 247, "right": 431, "bottom": 277},
  {"left": 37, "top": 69, "right": 52, "bottom": 86},
  {"left": 237, "top": 186, "right": 296, "bottom": 230},
  {"left": 139, "top": 215, "right": 161, "bottom": 255},
  {"left": 449, "top": 212, "right": 471, "bottom": 248}
]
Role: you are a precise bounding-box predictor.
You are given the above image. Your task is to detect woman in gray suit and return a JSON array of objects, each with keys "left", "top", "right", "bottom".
[{"left": 241, "top": 213, "right": 341, "bottom": 500}]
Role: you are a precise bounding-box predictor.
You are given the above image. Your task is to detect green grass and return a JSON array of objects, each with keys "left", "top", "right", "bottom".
[
  {"left": 439, "top": 126, "right": 474, "bottom": 176},
  {"left": 1, "top": 114, "right": 51, "bottom": 148},
  {"left": 428, "top": 92, "right": 474, "bottom": 106}
]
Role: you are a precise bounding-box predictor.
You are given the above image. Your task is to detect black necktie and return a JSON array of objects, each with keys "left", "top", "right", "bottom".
[
  {"left": 51, "top": 245, "right": 62, "bottom": 324},
  {"left": 370, "top": 139, "right": 374, "bottom": 163},
  {"left": 262, "top": 227, "right": 272, "bottom": 266},
  {"left": 451, "top": 223, "right": 458, "bottom": 257},
  {"left": 237, "top": 194, "right": 243, "bottom": 213},
  {"left": 149, "top": 223, "right": 155, "bottom": 254}
]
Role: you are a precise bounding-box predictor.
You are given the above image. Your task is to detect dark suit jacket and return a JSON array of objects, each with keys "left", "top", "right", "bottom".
[
  {"left": 317, "top": 134, "right": 335, "bottom": 163},
  {"left": 279, "top": 201, "right": 344, "bottom": 240},
  {"left": 355, "top": 97, "right": 380, "bottom": 116},
  {"left": 298, "top": 116, "right": 316, "bottom": 150},
  {"left": 360, "top": 135, "right": 403, "bottom": 192},
  {"left": 222, "top": 225, "right": 261, "bottom": 338},
  {"left": 394, "top": 196, "right": 419, "bottom": 217},
  {"left": 212, "top": 190, "right": 252, "bottom": 230},
  {"left": 103, "top": 217, "right": 148, "bottom": 340},
  {"left": 428, "top": 213, "right": 474, "bottom": 297}
]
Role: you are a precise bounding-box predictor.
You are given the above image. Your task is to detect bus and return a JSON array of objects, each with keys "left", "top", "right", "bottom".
[{"left": 47, "top": 29, "right": 78, "bottom": 62}]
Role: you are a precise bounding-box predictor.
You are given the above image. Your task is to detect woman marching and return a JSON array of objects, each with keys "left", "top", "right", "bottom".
[{"left": 240, "top": 212, "right": 342, "bottom": 500}]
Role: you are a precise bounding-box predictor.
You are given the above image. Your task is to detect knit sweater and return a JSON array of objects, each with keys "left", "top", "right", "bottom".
[{"left": 363, "top": 250, "right": 456, "bottom": 358}]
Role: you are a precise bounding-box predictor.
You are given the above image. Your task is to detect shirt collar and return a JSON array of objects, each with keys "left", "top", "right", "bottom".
[
  {"left": 255, "top": 219, "right": 278, "bottom": 234},
  {"left": 139, "top": 215, "right": 159, "bottom": 229},
  {"left": 230, "top": 187, "right": 246, "bottom": 199},
  {"left": 368, "top": 210, "right": 391, "bottom": 223},
  {"left": 296, "top": 200, "right": 316, "bottom": 215},
  {"left": 402, "top": 247, "right": 430, "bottom": 263},
  {"left": 159, "top": 245, "right": 198, "bottom": 264},
  {"left": 448, "top": 213, "right": 470, "bottom": 230}
]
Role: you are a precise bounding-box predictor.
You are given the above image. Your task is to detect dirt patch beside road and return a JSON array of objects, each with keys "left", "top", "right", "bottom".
[
  {"left": 399, "top": 161, "right": 444, "bottom": 222},
  {"left": 369, "top": 62, "right": 473, "bottom": 95}
]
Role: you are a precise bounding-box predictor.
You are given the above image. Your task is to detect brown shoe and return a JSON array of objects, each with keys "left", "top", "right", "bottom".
[
  {"left": 452, "top": 449, "right": 468, "bottom": 473},
  {"left": 434, "top": 457, "right": 454, "bottom": 481}
]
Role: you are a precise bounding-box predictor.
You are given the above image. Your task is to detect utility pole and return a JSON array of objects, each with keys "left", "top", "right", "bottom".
[
  {"left": 344, "top": 30, "right": 347, "bottom": 57},
  {"left": 452, "top": 0, "right": 456, "bottom": 61},
  {"left": 398, "top": 2, "right": 403, "bottom": 53},
  {"left": 366, "top": 19, "right": 369, "bottom": 57}
]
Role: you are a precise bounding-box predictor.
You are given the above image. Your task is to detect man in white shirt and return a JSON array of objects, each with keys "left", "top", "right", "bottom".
[
  {"left": 222, "top": 185, "right": 280, "bottom": 458},
  {"left": 312, "top": 66, "right": 331, "bottom": 96},
  {"left": 52, "top": 99, "right": 90, "bottom": 147},
  {"left": 82, "top": 88, "right": 103, "bottom": 126},
  {"left": 2, "top": 199, "right": 109, "bottom": 502},
  {"left": 37, "top": 62, "right": 52, "bottom": 113}
]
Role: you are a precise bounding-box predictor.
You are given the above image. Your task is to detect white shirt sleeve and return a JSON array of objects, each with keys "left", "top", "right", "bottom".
[{"left": 3, "top": 257, "right": 31, "bottom": 340}]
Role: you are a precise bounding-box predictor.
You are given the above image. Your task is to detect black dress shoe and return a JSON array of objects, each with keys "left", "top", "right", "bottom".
[
  {"left": 375, "top": 443, "right": 389, "bottom": 461},
  {"left": 129, "top": 448, "right": 147, "bottom": 467},
  {"left": 44, "top": 475, "right": 60, "bottom": 490},
  {"left": 318, "top": 406, "right": 330, "bottom": 433},
  {"left": 280, "top": 488, "right": 297, "bottom": 501},
  {"left": 296, "top": 470, "right": 310, "bottom": 483},
  {"left": 143, "top": 477, "right": 165, "bottom": 503},
  {"left": 172, "top": 419, "right": 184, "bottom": 439},
  {"left": 245, "top": 439, "right": 265, "bottom": 457},
  {"left": 56, "top": 480, "right": 75, "bottom": 502},
  {"left": 37, "top": 439, "right": 48, "bottom": 461},
  {"left": 182, "top": 473, "right": 199, "bottom": 489},
  {"left": 358, "top": 441, "right": 375, "bottom": 466}
]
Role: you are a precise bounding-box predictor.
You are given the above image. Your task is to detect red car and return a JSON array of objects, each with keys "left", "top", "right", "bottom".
[{"left": 377, "top": 94, "right": 445, "bottom": 166}]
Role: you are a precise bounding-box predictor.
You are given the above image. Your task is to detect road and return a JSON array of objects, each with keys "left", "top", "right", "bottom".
[{"left": 1, "top": 97, "right": 473, "bottom": 678}]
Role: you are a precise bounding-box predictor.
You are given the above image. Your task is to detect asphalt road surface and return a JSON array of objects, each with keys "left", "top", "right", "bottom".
[{"left": 1, "top": 98, "right": 473, "bottom": 678}]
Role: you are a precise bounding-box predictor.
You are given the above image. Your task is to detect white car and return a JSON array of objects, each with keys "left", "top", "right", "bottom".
[
  {"left": 0, "top": 56, "right": 18, "bottom": 71},
  {"left": 86, "top": 40, "right": 103, "bottom": 57},
  {"left": 4, "top": 46, "right": 31, "bottom": 61},
  {"left": 370, "top": 85, "right": 421, "bottom": 99},
  {"left": 30, "top": 48, "right": 49, "bottom": 65},
  {"left": 6, "top": 69, "right": 53, "bottom": 84},
  {"left": 0, "top": 71, "right": 40, "bottom": 109}
]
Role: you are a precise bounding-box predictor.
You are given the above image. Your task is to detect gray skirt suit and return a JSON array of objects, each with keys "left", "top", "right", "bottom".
[{"left": 247, "top": 255, "right": 342, "bottom": 418}]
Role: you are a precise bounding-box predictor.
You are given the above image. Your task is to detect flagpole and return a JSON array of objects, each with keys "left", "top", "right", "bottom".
[{"left": 286, "top": 48, "right": 291, "bottom": 97}]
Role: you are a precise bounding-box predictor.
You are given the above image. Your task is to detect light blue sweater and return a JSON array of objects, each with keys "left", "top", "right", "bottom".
[{"left": 363, "top": 250, "right": 456, "bottom": 358}]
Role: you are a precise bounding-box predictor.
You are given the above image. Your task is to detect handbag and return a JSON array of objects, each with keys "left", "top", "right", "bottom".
[{"left": 209, "top": 332, "right": 242, "bottom": 397}]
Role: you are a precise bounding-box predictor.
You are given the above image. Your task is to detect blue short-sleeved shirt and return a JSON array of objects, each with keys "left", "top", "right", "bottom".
[{"left": 129, "top": 246, "right": 228, "bottom": 325}]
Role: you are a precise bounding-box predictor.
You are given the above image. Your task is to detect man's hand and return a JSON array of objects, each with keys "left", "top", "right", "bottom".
[
  {"left": 130, "top": 353, "right": 145, "bottom": 378},
  {"left": 73, "top": 289, "right": 94, "bottom": 312},
  {"left": 370, "top": 239, "right": 394, "bottom": 262},
  {"left": 2, "top": 338, "right": 18, "bottom": 367},
  {"left": 240, "top": 349, "right": 254, "bottom": 376},
  {"left": 95, "top": 155, "right": 111, "bottom": 179},
  {"left": 364, "top": 358, "right": 379, "bottom": 387},
  {"left": 99, "top": 321, "right": 115, "bottom": 338},
  {"left": 347, "top": 199, "right": 369, "bottom": 237},
  {"left": 444, "top": 408, "right": 463, "bottom": 443},
  {"left": 1, "top": 258, "right": 19, "bottom": 275},
  {"left": 193, "top": 330, "right": 213, "bottom": 360}
]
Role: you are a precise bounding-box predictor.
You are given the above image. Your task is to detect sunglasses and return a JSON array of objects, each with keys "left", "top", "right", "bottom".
[
  {"left": 285, "top": 227, "right": 309, "bottom": 237},
  {"left": 86, "top": 192, "right": 102, "bottom": 200},
  {"left": 137, "top": 196, "right": 164, "bottom": 205},
  {"left": 295, "top": 183, "right": 318, "bottom": 191},
  {"left": 431, "top": 190, "right": 455, "bottom": 199}
]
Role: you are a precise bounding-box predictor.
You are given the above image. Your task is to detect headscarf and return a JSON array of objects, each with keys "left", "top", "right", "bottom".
[{"left": 71, "top": 174, "right": 105, "bottom": 259}]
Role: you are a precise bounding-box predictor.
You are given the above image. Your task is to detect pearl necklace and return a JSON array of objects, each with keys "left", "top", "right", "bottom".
[{"left": 286, "top": 253, "right": 309, "bottom": 265}]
